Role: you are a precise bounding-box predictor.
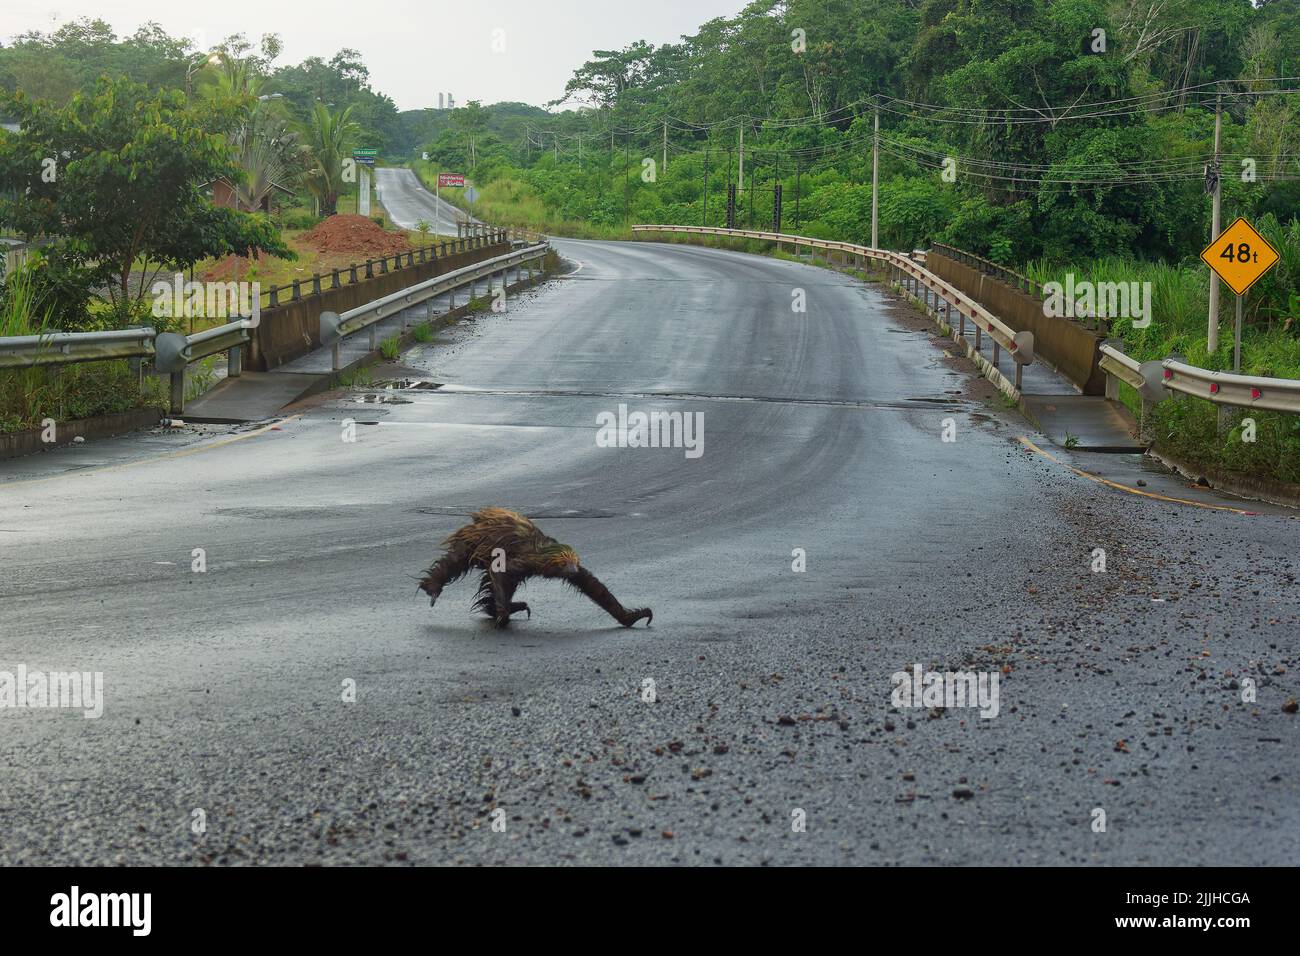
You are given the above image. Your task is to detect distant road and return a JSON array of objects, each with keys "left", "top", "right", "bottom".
[{"left": 374, "top": 167, "right": 479, "bottom": 234}]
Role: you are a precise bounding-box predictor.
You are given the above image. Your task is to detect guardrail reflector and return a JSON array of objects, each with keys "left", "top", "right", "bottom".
[
  {"left": 1251, "top": 387, "right": 1262, "bottom": 399},
  {"left": 1209, "top": 383, "right": 1220, "bottom": 394}
]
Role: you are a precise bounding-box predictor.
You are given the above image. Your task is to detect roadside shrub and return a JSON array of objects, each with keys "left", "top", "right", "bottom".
[{"left": 281, "top": 210, "right": 322, "bottom": 231}]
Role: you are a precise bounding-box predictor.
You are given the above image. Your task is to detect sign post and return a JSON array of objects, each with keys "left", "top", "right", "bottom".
[
  {"left": 1199, "top": 217, "right": 1280, "bottom": 372},
  {"left": 437, "top": 173, "right": 466, "bottom": 232},
  {"left": 353, "top": 149, "right": 377, "bottom": 217},
  {"left": 465, "top": 185, "right": 479, "bottom": 228}
]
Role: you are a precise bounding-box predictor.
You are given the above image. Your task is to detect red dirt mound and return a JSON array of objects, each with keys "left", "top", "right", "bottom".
[
  {"left": 300, "top": 214, "right": 411, "bottom": 256},
  {"left": 201, "top": 255, "right": 254, "bottom": 282}
]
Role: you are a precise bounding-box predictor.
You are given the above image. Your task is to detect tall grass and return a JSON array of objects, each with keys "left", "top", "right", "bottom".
[
  {"left": 0, "top": 268, "right": 60, "bottom": 432},
  {"left": 1024, "top": 255, "right": 1300, "bottom": 378},
  {"left": 410, "top": 163, "right": 630, "bottom": 240},
  {"left": 0, "top": 266, "right": 50, "bottom": 337},
  {"left": 0, "top": 268, "right": 162, "bottom": 434},
  {"left": 1024, "top": 216, "right": 1300, "bottom": 374}
]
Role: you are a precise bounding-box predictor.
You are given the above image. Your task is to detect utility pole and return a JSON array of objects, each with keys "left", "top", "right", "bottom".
[
  {"left": 1207, "top": 93, "right": 1223, "bottom": 353},
  {"left": 871, "top": 106, "right": 880, "bottom": 249},
  {"left": 773, "top": 153, "right": 782, "bottom": 233},
  {"left": 726, "top": 147, "right": 734, "bottom": 229},
  {"left": 748, "top": 159, "right": 755, "bottom": 228},
  {"left": 795, "top": 160, "right": 801, "bottom": 229},
  {"left": 662, "top": 121, "right": 668, "bottom": 176},
  {"left": 578, "top": 134, "right": 582, "bottom": 169},
  {"left": 738, "top": 124, "right": 744, "bottom": 193},
  {"left": 624, "top": 133, "right": 630, "bottom": 225},
  {"left": 775, "top": 155, "right": 781, "bottom": 226},
  {"left": 702, "top": 149, "right": 709, "bottom": 225}
]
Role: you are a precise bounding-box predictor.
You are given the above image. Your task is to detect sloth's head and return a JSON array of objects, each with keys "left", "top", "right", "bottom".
[{"left": 539, "top": 542, "right": 581, "bottom": 577}]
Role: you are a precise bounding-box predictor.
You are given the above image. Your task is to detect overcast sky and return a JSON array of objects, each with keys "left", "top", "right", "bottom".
[{"left": 0, "top": 0, "right": 746, "bottom": 112}]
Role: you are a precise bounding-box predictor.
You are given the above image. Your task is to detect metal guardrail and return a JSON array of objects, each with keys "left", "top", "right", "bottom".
[
  {"left": 256, "top": 228, "right": 509, "bottom": 310},
  {"left": 1100, "top": 340, "right": 1300, "bottom": 413},
  {"left": 153, "top": 319, "right": 255, "bottom": 413},
  {"left": 633, "top": 224, "right": 1034, "bottom": 389},
  {"left": 1098, "top": 342, "right": 1148, "bottom": 394},
  {"left": 930, "top": 242, "right": 1045, "bottom": 298},
  {"left": 319, "top": 241, "right": 550, "bottom": 371},
  {"left": 506, "top": 226, "right": 547, "bottom": 245},
  {"left": 0, "top": 225, "right": 531, "bottom": 414},
  {"left": 184, "top": 319, "right": 253, "bottom": 362},
  {"left": 930, "top": 243, "right": 1115, "bottom": 334},
  {"left": 0, "top": 322, "right": 246, "bottom": 415},
  {"left": 1099, "top": 340, "right": 1300, "bottom": 442},
  {"left": 0, "top": 327, "right": 156, "bottom": 369},
  {"left": 1161, "top": 359, "right": 1300, "bottom": 414}
]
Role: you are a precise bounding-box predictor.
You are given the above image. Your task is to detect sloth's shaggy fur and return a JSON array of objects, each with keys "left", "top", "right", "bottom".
[{"left": 418, "top": 508, "right": 653, "bottom": 629}]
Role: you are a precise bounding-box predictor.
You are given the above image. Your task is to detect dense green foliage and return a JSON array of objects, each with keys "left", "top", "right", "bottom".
[
  {"left": 419, "top": 0, "right": 1300, "bottom": 268},
  {"left": 0, "top": 77, "right": 290, "bottom": 325},
  {"left": 0, "top": 19, "right": 410, "bottom": 155}
]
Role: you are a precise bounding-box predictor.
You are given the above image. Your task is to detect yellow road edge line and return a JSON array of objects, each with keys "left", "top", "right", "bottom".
[
  {"left": 0, "top": 415, "right": 303, "bottom": 490},
  {"left": 1016, "top": 436, "right": 1255, "bottom": 515}
]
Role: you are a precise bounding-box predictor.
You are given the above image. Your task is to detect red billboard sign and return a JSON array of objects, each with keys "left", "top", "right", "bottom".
[{"left": 438, "top": 173, "right": 466, "bottom": 188}]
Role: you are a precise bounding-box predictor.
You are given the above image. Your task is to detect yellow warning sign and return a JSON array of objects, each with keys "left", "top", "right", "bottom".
[{"left": 1200, "top": 217, "right": 1280, "bottom": 296}]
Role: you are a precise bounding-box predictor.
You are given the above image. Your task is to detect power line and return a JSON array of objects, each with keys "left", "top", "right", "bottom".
[{"left": 520, "top": 78, "right": 1300, "bottom": 142}]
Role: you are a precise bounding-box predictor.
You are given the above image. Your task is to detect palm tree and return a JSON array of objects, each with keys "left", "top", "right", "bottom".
[
  {"left": 198, "top": 54, "right": 299, "bottom": 214},
  {"left": 210, "top": 54, "right": 259, "bottom": 99},
  {"left": 299, "top": 102, "right": 359, "bottom": 216},
  {"left": 230, "top": 105, "right": 297, "bottom": 213}
]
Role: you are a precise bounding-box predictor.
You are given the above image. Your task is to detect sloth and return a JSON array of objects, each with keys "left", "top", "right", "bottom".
[{"left": 418, "top": 508, "right": 653, "bottom": 629}]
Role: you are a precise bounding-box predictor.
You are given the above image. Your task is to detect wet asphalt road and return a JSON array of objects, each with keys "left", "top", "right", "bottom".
[
  {"left": 374, "top": 167, "right": 477, "bottom": 234},
  {"left": 1, "top": 236, "right": 1297, "bottom": 866}
]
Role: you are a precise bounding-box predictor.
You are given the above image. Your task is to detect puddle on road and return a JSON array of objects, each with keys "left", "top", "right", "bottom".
[
  {"left": 210, "top": 506, "right": 356, "bottom": 520},
  {"left": 415, "top": 506, "right": 622, "bottom": 519},
  {"left": 370, "top": 379, "right": 444, "bottom": 390},
  {"left": 356, "top": 379, "right": 446, "bottom": 404}
]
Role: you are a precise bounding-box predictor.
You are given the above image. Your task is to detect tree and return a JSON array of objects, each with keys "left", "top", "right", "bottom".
[
  {"left": 450, "top": 101, "right": 489, "bottom": 170},
  {"left": 550, "top": 42, "right": 657, "bottom": 108},
  {"left": 199, "top": 52, "right": 302, "bottom": 214},
  {"left": 229, "top": 103, "right": 299, "bottom": 213},
  {"left": 0, "top": 17, "right": 191, "bottom": 104},
  {"left": 299, "top": 101, "right": 359, "bottom": 216},
  {"left": 0, "top": 76, "right": 290, "bottom": 318}
]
